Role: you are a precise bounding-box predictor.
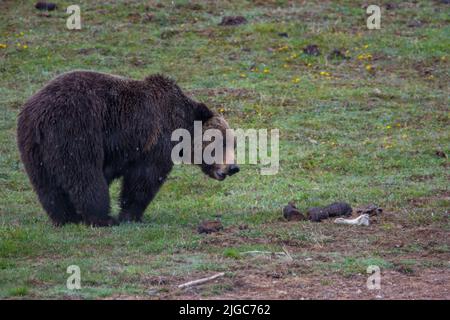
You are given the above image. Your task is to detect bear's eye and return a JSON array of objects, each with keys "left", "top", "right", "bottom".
[{"left": 179, "top": 149, "right": 183, "bottom": 157}]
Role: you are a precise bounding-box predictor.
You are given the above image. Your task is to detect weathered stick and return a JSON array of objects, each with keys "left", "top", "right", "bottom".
[
  {"left": 178, "top": 272, "right": 225, "bottom": 289},
  {"left": 334, "top": 214, "right": 370, "bottom": 226},
  {"left": 241, "top": 251, "right": 286, "bottom": 256}
]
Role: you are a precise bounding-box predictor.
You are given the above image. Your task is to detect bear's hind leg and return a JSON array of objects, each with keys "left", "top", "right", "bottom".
[
  {"left": 65, "top": 175, "right": 117, "bottom": 227},
  {"left": 37, "top": 186, "right": 82, "bottom": 226}
]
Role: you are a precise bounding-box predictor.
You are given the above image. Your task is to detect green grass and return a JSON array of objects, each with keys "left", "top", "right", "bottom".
[{"left": 0, "top": 1, "right": 449, "bottom": 299}]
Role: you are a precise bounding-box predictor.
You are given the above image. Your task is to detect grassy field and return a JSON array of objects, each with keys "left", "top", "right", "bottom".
[{"left": 0, "top": 0, "right": 449, "bottom": 299}]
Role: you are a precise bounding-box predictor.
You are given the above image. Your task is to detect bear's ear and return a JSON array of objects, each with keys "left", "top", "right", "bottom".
[{"left": 194, "top": 103, "right": 214, "bottom": 122}]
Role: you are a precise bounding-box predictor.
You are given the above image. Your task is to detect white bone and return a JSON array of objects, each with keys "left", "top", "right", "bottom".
[{"left": 334, "top": 214, "right": 370, "bottom": 226}]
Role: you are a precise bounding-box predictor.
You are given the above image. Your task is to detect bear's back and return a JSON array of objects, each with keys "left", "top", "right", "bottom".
[{"left": 19, "top": 71, "right": 145, "bottom": 126}]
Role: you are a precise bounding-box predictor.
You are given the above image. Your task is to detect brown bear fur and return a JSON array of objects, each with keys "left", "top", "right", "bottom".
[{"left": 17, "top": 70, "right": 235, "bottom": 226}]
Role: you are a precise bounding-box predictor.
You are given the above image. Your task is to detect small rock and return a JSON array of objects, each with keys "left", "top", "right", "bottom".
[
  {"left": 283, "top": 201, "right": 306, "bottom": 221},
  {"left": 373, "top": 88, "right": 382, "bottom": 95},
  {"left": 160, "top": 30, "right": 180, "bottom": 39},
  {"left": 197, "top": 220, "right": 223, "bottom": 234},
  {"left": 385, "top": 3, "right": 399, "bottom": 10},
  {"left": 407, "top": 20, "right": 423, "bottom": 28},
  {"left": 435, "top": 150, "right": 447, "bottom": 158},
  {"left": 219, "top": 16, "right": 247, "bottom": 26},
  {"left": 303, "top": 44, "right": 320, "bottom": 56},
  {"left": 357, "top": 204, "right": 383, "bottom": 216},
  {"left": 35, "top": 2, "right": 57, "bottom": 11},
  {"left": 142, "top": 13, "right": 154, "bottom": 22},
  {"left": 147, "top": 289, "right": 159, "bottom": 296},
  {"left": 328, "top": 49, "right": 349, "bottom": 60}
]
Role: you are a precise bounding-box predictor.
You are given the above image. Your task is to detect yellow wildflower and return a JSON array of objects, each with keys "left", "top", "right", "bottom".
[
  {"left": 319, "top": 71, "right": 331, "bottom": 76},
  {"left": 263, "top": 68, "right": 270, "bottom": 74},
  {"left": 292, "top": 77, "right": 300, "bottom": 83},
  {"left": 240, "top": 73, "right": 247, "bottom": 78},
  {"left": 0, "top": 43, "right": 7, "bottom": 49},
  {"left": 357, "top": 53, "right": 372, "bottom": 60}
]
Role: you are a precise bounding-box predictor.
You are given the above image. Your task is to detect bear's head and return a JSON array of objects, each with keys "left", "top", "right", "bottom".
[{"left": 194, "top": 103, "right": 240, "bottom": 181}]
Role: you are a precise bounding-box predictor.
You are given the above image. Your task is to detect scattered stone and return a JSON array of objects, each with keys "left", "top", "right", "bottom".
[
  {"left": 219, "top": 16, "right": 247, "bottom": 26},
  {"left": 78, "top": 48, "right": 96, "bottom": 55},
  {"left": 147, "top": 289, "right": 159, "bottom": 296},
  {"left": 160, "top": 29, "right": 180, "bottom": 39},
  {"left": 435, "top": 150, "right": 448, "bottom": 158},
  {"left": 407, "top": 20, "right": 423, "bottom": 28},
  {"left": 142, "top": 13, "right": 154, "bottom": 23},
  {"left": 238, "top": 224, "right": 248, "bottom": 230},
  {"left": 283, "top": 201, "right": 306, "bottom": 221},
  {"left": 303, "top": 44, "right": 320, "bottom": 56},
  {"left": 228, "top": 52, "right": 239, "bottom": 61},
  {"left": 357, "top": 204, "right": 383, "bottom": 216},
  {"left": 197, "top": 220, "right": 223, "bottom": 234},
  {"left": 328, "top": 49, "right": 349, "bottom": 60},
  {"left": 129, "top": 57, "right": 145, "bottom": 66},
  {"left": 394, "top": 264, "right": 415, "bottom": 274},
  {"left": 35, "top": 2, "right": 57, "bottom": 11},
  {"left": 385, "top": 3, "right": 399, "bottom": 10},
  {"left": 307, "top": 202, "right": 352, "bottom": 222},
  {"left": 148, "top": 276, "right": 168, "bottom": 286}
]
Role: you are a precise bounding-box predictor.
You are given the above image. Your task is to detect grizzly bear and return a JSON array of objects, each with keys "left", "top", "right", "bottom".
[{"left": 17, "top": 71, "right": 239, "bottom": 227}]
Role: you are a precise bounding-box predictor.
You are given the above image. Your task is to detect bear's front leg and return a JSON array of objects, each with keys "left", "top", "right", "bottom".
[{"left": 118, "top": 164, "right": 168, "bottom": 223}]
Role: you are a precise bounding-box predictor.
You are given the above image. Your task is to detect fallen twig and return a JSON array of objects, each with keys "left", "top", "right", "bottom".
[
  {"left": 240, "top": 250, "right": 286, "bottom": 256},
  {"left": 177, "top": 272, "right": 225, "bottom": 289},
  {"left": 282, "top": 246, "right": 294, "bottom": 262}
]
